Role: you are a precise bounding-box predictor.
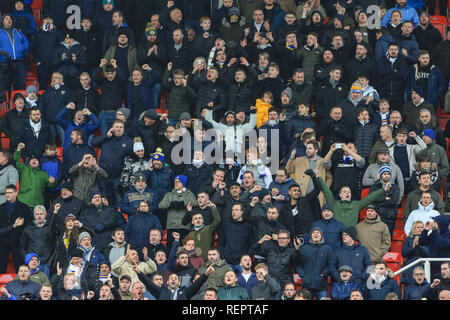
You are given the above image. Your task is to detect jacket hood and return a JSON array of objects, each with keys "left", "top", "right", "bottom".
[
  {"left": 1, "top": 14, "right": 15, "bottom": 28},
  {"left": 413, "top": 162, "right": 438, "bottom": 171},
  {"left": 60, "top": 39, "right": 81, "bottom": 49},
  {"left": 417, "top": 201, "right": 435, "bottom": 211},
  {"left": 25, "top": 252, "right": 41, "bottom": 272},
  {"left": 433, "top": 215, "right": 450, "bottom": 234},
  {"left": 364, "top": 214, "right": 382, "bottom": 224}
]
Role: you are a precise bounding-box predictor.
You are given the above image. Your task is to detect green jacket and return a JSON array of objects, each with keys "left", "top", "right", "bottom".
[
  {"left": 319, "top": 177, "right": 385, "bottom": 228},
  {"left": 14, "top": 150, "right": 57, "bottom": 208},
  {"left": 158, "top": 188, "right": 197, "bottom": 230},
  {"left": 368, "top": 139, "right": 397, "bottom": 164},
  {"left": 294, "top": 45, "right": 324, "bottom": 82},
  {"left": 187, "top": 207, "right": 221, "bottom": 261},
  {"left": 162, "top": 69, "right": 197, "bottom": 119},
  {"left": 198, "top": 259, "right": 232, "bottom": 290},
  {"left": 103, "top": 45, "right": 139, "bottom": 81},
  {"left": 217, "top": 284, "right": 249, "bottom": 300},
  {"left": 15, "top": 270, "right": 49, "bottom": 286}
]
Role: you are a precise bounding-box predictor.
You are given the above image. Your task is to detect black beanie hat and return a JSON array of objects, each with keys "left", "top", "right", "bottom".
[{"left": 343, "top": 226, "right": 357, "bottom": 241}]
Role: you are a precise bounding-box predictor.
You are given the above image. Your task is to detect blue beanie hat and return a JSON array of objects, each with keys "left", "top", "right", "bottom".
[
  {"left": 423, "top": 129, "right": 435, "bottom": 140},
  {"left": 175, "top": 175, "right": 187, "bottom": 187},
  {"left": 379, "top": 164, "right": 392, "bottom": 176},
  {"left": 89, "top": 190, "right": 102, "bottom": 200},
  {"left": 412, "top": 86, "right": 423, "bottom": 97},
  {"left": 152, "top": 148, "right": 165, "bottom": 163}
]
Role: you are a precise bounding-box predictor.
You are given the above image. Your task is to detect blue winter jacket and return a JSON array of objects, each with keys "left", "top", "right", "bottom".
[
  {"left": 405, "top": 64, "right": 447, "bottom": 106},
  {"left": 125, "top": 211, "right": 162, "bottom": 250},
  {"left": 145, "top": 165, "right": 173, "bottom": 202},
  {"left": 419, "top": 215, "right": 450, "bottom": 273},
  {"left": 237, "top": 272, "right": 259, "bottom": 295},
  {"left": 0, "top": 27, "right": 29, "bottom": 62},
  {"left": 92, "top": 134, "right": 133, "bottom": 178},
  {"left": 40, "top": 155, "right": 61, "bottom": 191},
  {"left": 121, "top": 186, "right": 160, "bottom": 216},
  {"left": 330, "top": 242, "right": 373, "bottom": 282},
  {"left": 406, "top": 0, "right": 425, "bottom": 10},
  {"left": 310, "top": 218, "right": 345, "bottom": 249},
  {"left": 403, "top": 281, "right": 432, "bottom": 300},
  {"left": 11, "top": 10, "right": 37, "bottom": 37},
  {"left": 375, "top": 34, "right": 395, "bottom": 61},
  {"left": 56, "top": 107, "right": 101, "bottom": 150},
  {"left": 401, "top": 235, "right": 429, "bottom": 285},
  {"left": 364, "top": 276, "right": 401, "bottom": 300},
  {"left": 126, "top": 70, "right": 160, "bottom": 119},
  {"left": 268, "top": 177, "right": 296, "bottom": 210},
  {"left": 381, "top": 6, "right": 419, "bottom": 27},
  {"left": 330, "top": 277, "right": 362, "bottom": 300}
]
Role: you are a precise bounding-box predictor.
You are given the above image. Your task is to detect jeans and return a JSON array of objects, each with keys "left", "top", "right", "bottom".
[
  {"left": 3, "top": 61, "right": 26, "bottom": 91},
  {"left": 48, "top": 124, "right": 65, "bottom": 146},
  {"left": 99, "top": 111, "right": 117, "bottom": 136},
  {"left": 308, "top": 289, "right": 329, "bottom": 300},
  {"left": 100, "top": 176, "right": 121, "bottom": 208},
  {"left": 151, "top": 82, "right": 162, "bottom": 109}
]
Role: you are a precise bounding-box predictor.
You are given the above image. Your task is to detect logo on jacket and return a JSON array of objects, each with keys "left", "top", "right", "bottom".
[{"left": 122, "top": 143, "right": 126, "bottom": 148}]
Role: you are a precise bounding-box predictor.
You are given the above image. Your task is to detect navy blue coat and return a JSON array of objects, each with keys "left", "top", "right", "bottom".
[
  {"left": 146, "top": 165, "right": 173, "bottom": 203},
  {"left": 403, "top": 281, "right": 432, "bottom": 300},
  {"left": 375, "top": 55, "right": 408, "bottom": 98},
  {"left": 296, "top": 241, "right": 333, "bottom": 291},
  {"left": 419, "top": 215, "right": 450, "bottom": 273},
  {"left": 41, "top": 85, "right": 73, "bottom": 124},
  {"left": 219, "top": 217, "right": 256, "bottom": 265},
  {"left": 330, "top": 277, "right": 363, "bottom": 300},
  {"left": 375, "top": 34, "right": 395, "bottom": 61},
  {"left": 126, "top": 70, "right": 160, "bottom": 120},
  {"left": 401, "top": 235, "right": 430, "bottom": 285},
  {"left": 121, "top": 186, "right": 160, "bottom": 216},
  {"left": 405, "top": 64, "right": 447, "bottom": 106},
  {"left": 330, "top": 242, "right": 373, "bottom": 282},
  {"left": 124, "top": 211, "right": 162, "bottom": 250},
  {"left": 0, "top": 279, "right": 40, "bottom": 300},
  {"left": 283, "top": 113, "right": 316, "bottom": 149},
  {"left": 364, "top": 276, "right": 401, "bottom": 300},
  {"left": 310, "top": 218, "right": 345, "bottom": 249},
  {"left": 92, "top": 134, "right": 133, "bottom": 178},
  {"left": 237, "top": 272, "right": 258, "bottom": 295}
]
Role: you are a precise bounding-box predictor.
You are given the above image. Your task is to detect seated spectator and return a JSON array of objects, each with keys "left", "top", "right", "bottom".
[
  {"left": 14, "top": 143, "right": 57, "bottom": 208},
  {"left": 310, "top": 204, "right": 345, "bottom": 250},
  {"left": 356, "top": 204, "right": 391, "bottom": 263},
  {"left": 363, "top": 148, "right": 404, "bottom": 204},
  {"left": 0, "top": 264, "right": 40, "bottom": 300},
  {"left": 403, "top": 266, "right": 432, "bottom": 300},
  {"left": 363, "top": 261, "right": 401, "bottom": 300},
  {"left": 330, "top": 265, "right": 362, "bottom": 300},
  {"left": 330, "top": 227, "right": 373, "bottom": 283},
  {"left": 294, "top": 288, "right": 311, "bottom": 300},
  {"left": 418, "top": 129, "right": 449, "bottom": 179},
  {"left": 14, "top": 253, "right": 49, "bottom": 287},
  {"left": 56, "top": 102, "right": 100, "bottom": 150},
  {"left": 296, "top": 226, "right": 332, "bottom": 300},
  {"left": 323, "top": 142, "right": 365, "bottom": 200},
  {"left": 368, "top": 165, "right": 401, "bottom": 236},
  {"left": 217, "top": 270, "right": 249, "bottom": 300},
  {"left": 121, "top": 174, "right": 160, "bottom": 217},
  {"left": 410, "top": 154, "right": 441, "bottom": 193}
]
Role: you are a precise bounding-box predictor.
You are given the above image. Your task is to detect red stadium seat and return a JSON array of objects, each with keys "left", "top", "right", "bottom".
[
  {"left": 430, "top": 16, "right": 447, "bottom": 38},
  {"left": 384, "top": 252, "right": 403, "bottom": 284},
  {"left": 293, "top": 273, "right": 302, "bottom": 291},
  {"left": 359, "top": 188, "right": 370, "bottom": 220},
  {"left": 395, "top": 218, "right": 404, "bottom": 231},
  {"left": 391, "top": 230, "right": 406, "bottom": 253},
  {"left": 0, "top": 273, "right": 16, "bottom": 293},
  {"left": 1, "top": 133, "right": 10, "bottom": 151}
]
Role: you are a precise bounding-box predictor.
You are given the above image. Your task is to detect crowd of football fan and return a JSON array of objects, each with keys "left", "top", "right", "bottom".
[{"left": 0, "top": 0, "right": 449, "bottom": 301}]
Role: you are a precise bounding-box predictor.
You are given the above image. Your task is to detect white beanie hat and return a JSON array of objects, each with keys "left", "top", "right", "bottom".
[{"left": 133, "top": 142, "right": 145, "bottom": 153}]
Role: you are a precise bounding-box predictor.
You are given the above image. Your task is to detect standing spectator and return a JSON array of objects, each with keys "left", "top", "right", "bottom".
[
  {"left": 167, "top": 28, "right": 194, "bottom": 75},
  {"left": 0, "top": 184, "right": 30, "bottom": 273},
  {"left": 32, "top": 14, "right": 61, "bottom": 90},
  {"left": 69, "top": 72, "right": 101, "bottom": 116},
  {"left": 41, "top": 72, "right": 73, "bottom": 145},
  {"left": 0, "top": 151, "right": 19, "bottom": 205},
  {"left": 394, "top": 20, "right": 419, "bottom": 65},
  {"left": 369, "top": 165, "right": 401, "bottom": 236},
  {"left": 0, "top": 13, "right": 29, "bottom": 91},
  {"left": 316, "top": 107, "right": 354, "bottom": 156},
  {"left": 402, "top": 87, "right": 436, "bottom": 131},
  {"left": 413, "top": 12, "right": 442, "bottom": 54},
  {"left": 427, "top": 262, "right": 450, "bottom": 300},
  {"left": 330, "top": 265, "right": 362, "bottom": 300},
  {"left": 2, "top": 93, "right": 29, "bottom": 151},
  {"left": 381, "top": 0, "right": 419, "bottom": 27},
  {"left": 121, "top": 174, "right": 160, "bottom": 217},
  {"left": 249, "top": 262, "right": 281, "bottom": 300},
  {"left": 330, "top": 227, "right": 373, "bottom": 283},
  {"left": 78, "top": 191, "right": 119, "bottom": 253},
  {"left": 410, "top": 154, "right": 441, "bottom": 193},
  {"left": 418, "top": 129, "right": 449, "bottom": 179},
  {"left": 310, "top": 204, "right": 345, "bottom": 250},
  {"left": 296, "top": 226, "right": 332, "bottom": 300},
  {"left": 356, "top": 204, "right": 391, "bottom": 263},
  {"left": 14, "top": 143, "right": 57, "bottom": 208},
  {"left": 431, "top": 29, "right": 450, "bottom": 81},
  {"left": 158, "top": 175, "right": 198, "bottom": 247},
  {"left": 75, "top": 17, "right": 102, "bottom": 83},
  {"left": 20, "top": 205, "right": 54, "bottom": 277},
  {"left": 53, "top": 32, "right": 87, "bottom": 90},
  {"left": 103, "top": 228, "right": 127, "bottom": 266},
  {"left": 404, "top": 191, "right": 440, "bottom": 236},
  {"left": 197, "top": 248, "right": 233, "bottom": 290},
  {"left": 92, "top": 119, "right": 133, "bottom": 208},
  {"left": 375, "top": 42, "right": 408, "bottom": 112},
  {"left": 236, "top": 255, "right": 258, "bottom": 295},
  {"left": 102, "top": 10, "right": 135, "bottom": 54}
]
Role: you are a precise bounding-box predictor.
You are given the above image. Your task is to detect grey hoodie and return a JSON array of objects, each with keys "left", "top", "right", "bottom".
[{"left": 362, "top": 160, "right": 404, "bottom": 204}]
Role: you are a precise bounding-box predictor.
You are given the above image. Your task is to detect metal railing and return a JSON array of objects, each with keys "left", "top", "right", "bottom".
[{"left": 394, "top": 258, "right": 450, "bottom": 282}]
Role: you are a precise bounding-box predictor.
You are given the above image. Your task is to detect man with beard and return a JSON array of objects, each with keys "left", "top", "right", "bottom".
[
  {"left": 167, "top": 28, "right": 193, "bottom": 74},
  {"left": 413, "top": 12, "right": 442, "bottom": 55},
  {"left": 279, "top": 282, "right": 296, "bottom": 300},
  {"left": 313, "top": 50, "right": 336, "bottom": 88},
  {"left": 413, "top": 109, "right": 446, "bottom": 149},
  {"left": 103, "top": 29, "right": 138, "bottom": 82},
  {"left": 406, "top": 51, "right": 446, "bottom": 108},
  {"left": 394, "top": 20, "right": 419, "bottom": 65},
  {"left": 237, "top": 254, "right": 258, "bottom": 294},
  {"left": 339, "top": 83, "right": 376, "bottom": 124},
  {"left": 344, "top": 43, "right": 374, "bottom": 87},
  {"left": 137, "top": 26, "right": 167, "bottom": 76}
]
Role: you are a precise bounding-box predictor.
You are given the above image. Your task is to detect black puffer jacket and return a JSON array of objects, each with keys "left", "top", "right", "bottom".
[
  {"left": 182, "top": 163, "right": 214, "bottom": 196},
  {"left": 193, "top": 73, "right": 227, "bottom": 118},
  {"left": 47, "top": 195, "right": 87, "bottom": 228},
  {"left": 314, "top": 81, "right": 348, "bottom": 120},
  {"left": 219, "top": 217, "right": 256, "bottom": 265},
  {"left": 78, "top": 204, "right": 119, "bottom": 252},
  {"left": 53, "top": 40, "right": 87, "bottom": 77},
  {"left": 353, "top": 122, "right": 379, "bottom": 159},
  {"left": 228, "top": 77, "right": 257, "bottom": 114},
  {"left": 255, "top": 241, "right": 300, "bottom": 287},
  {"left": 32, "top": 27, "right": 61, "bottom": 66},
  {"left": 20, "top": 221, "right": 54, "bottom": 264}
]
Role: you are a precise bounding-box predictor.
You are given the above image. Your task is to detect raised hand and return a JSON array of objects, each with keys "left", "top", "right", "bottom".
[
  {"left": 53, "top": 203, "right": 61, "bottom": 214},
  {"left": 17, "top": 143, "right": 25, "bottom": 151},
  {"left": 13, "top": 217, "right": 24, "bottom": 228},
  {"left": 172, "top": 232, "right": 180, "bottom": 242}
]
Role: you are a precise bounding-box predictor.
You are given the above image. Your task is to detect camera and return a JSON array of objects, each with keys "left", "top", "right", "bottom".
[{"left": 335, "top": 143, "right": 342, "bottom": 149}]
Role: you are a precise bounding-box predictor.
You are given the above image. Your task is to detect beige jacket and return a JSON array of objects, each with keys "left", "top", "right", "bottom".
[
  {"left": 286, "top": 156, "right": 332, "bottom": 206},
  {"left": 112, "top": 255, "right": 157, "bottom": 290},
  {"left": 356, "top": 215, "right": 391, "bottom": 263}
]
